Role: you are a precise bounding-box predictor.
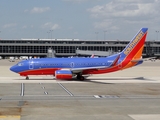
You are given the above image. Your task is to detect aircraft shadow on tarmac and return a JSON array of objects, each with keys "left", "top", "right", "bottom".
[
  {"left": 87, "top": 77, "right": 156, "bottom": 81},
  {"left": 14, "top": 76, "right": 155, "bottom": 82},
  {"left": 13, "top": 78, "right": 114, "bottom": 84},
  {"left": 81, "top": 80, "right": 114, "bottom": 84},
  {"left": 84, "top": 77, "right": 156, "bottom": 84}
]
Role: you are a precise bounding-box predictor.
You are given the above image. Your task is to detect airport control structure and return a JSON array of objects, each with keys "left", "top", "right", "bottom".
[{"left": 0, "top": 38, "right": 159, "bottom": 58}]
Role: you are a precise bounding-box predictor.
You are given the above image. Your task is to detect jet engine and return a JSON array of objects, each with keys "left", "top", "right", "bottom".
[{"left": 55, "top": 70, "right": 73, "bottom": 80}]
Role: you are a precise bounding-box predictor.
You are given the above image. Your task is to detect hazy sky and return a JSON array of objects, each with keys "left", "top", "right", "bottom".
[{"left": 0, "top": 0, "right": 160, "bottom": 40}]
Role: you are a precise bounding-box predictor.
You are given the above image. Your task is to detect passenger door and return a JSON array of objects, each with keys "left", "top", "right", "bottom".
[{"left": 29, "top": 60, "right": 34, "bottom": 69}]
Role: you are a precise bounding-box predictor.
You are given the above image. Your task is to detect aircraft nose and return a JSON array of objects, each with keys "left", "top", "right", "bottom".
[{"left": 10, "top": 66, "right": 16, "bottom": 72}]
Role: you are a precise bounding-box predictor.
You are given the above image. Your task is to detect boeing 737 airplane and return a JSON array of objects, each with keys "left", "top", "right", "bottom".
[{"left": 10, "top": 28, "right": 148, "bottom": 80}]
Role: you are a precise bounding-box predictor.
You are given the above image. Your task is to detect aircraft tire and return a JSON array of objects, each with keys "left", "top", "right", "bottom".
[
  {"left": 77, "top": 75, "right": 84, "bottom": 81},
  {"left": 80, "top": 76, "right": 85, "bottom": 81},
  {"left": 26, "top": 76, "right": 29, "bottom": 80}
]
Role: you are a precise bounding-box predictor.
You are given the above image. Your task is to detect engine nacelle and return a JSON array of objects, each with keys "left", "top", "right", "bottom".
[{"left": 55, "top": 70, "right": 72, "bottom": 80}]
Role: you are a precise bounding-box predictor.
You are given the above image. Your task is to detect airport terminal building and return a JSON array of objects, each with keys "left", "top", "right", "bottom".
[{"left": 0, "top": 39, "right": 159, "bottom": 58}]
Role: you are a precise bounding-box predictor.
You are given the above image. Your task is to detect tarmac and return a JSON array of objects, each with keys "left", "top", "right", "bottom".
[{"left": 0, "top": 59, "right": 160, "bottom": 120}]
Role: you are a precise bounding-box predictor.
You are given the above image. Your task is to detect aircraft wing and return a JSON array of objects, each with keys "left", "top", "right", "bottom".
[
  {"left": 70, "top": 54, "right": 120, "bottom": 73},
  {"left": 70, "top": 66, "right": 108, "bottom": 74},
  {"left": 71, "top": 66, "right": 107, "bottom": 71}
]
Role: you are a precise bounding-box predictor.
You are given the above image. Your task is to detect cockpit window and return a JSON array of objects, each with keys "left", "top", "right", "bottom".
[{"left": 17, "top": 63, "right": 23, "bottom": 66}]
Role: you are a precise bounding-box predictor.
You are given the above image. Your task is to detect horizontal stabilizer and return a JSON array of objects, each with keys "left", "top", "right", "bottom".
[{"left": 131, "top": 59, "right": 143, "bottom": 62}]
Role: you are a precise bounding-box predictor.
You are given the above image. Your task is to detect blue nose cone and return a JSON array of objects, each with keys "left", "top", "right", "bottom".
[{"left": 10, "top": 65, "right": 16, "bottom": 73}]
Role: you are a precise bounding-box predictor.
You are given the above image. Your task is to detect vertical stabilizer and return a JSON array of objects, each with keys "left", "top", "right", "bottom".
[{"left": 120, "top": 28, "right": 148, "bottom": 60}]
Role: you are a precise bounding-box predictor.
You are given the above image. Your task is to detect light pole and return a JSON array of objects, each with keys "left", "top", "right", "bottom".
[
  {"left": 156, "top": 30, "right": 159, "bottom": 40},
  {"left": 47, "top": 31, "right": 50, "bottom": 39},
  {"left": 95, "top": 32, "right": 99, "bottom": 40},
  {"left": 103, "top": 30, "right": 107, "bottom": 40},
  {"left": 50, "top": 30, "right": 53, "bottom": 39}
]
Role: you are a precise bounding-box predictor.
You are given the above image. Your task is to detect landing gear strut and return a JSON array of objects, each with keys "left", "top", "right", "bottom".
[
  {"left": 76, "top": 74, "right": 85, "bottom": 80},
  {"left": 26, "top": 76, "right": 29, "bottom": 80}
]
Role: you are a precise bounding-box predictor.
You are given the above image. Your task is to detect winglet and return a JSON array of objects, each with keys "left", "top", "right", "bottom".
[
  {"left": 110, "top": 54, "right": 120, "bottom": 67},
  {"left": 90, "top": 54, "right": 94, "bottom": 58}
]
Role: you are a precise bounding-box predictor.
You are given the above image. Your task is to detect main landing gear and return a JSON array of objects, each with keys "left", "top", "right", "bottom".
[
  {"left": 76, "top": 74, "right": 85, "bottom": 81},
  {"left": 26, "top": 76, "right": 29, "bottom": 80}
]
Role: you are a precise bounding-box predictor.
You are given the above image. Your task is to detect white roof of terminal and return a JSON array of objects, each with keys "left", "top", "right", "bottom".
[
  {"left": 1, "top": 38, "right": 130, "bottom": 41},
  {"left": 21, "top": 39, "right": 81, "bottom": 41},
  {"left": 0, "top": 38, "right": 156, "bottom": 42}
]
